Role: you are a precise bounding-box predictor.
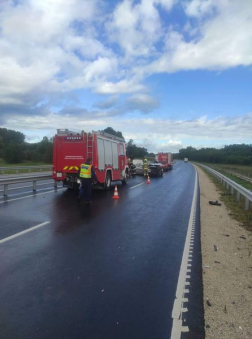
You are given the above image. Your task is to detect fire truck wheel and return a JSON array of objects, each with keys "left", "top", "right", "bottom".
[
  {"left": 121, "top": 172, "right": 127, "bottom": 185},
  {"left": 104, "top": 172, "right": 111, "bottom": 190}
]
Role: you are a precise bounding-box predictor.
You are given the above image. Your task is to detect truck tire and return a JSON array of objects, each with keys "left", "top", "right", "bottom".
[
  {"left": 121, "top": 171, "right": 127, "bottom": 185},
  {"left": 104, "top": 172, "right": 111, "bottom": 190}
]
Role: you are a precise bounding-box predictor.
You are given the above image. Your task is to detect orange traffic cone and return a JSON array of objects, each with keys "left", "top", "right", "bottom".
[
  {"left": 112, "top": 185, "right": 120, "bottom": 199},
  {"left": 147, "top": 175, "right": 151, "bottom": 184}
]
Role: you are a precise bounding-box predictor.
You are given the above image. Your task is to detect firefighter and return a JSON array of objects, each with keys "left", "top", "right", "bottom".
[
  {"left": 128, "top": 158, "right": 136, "bottom": 177},
  {"left": 78, "top": 158, "right": 97, "bottom": 204},
  {"left": 143, "top": 158, "right": 148, "bottom": 177}
]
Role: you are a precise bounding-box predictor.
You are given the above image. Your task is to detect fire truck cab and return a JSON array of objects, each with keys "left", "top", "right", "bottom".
[{"left": 52, "top": 129, "right": 128, "bottom": 190}]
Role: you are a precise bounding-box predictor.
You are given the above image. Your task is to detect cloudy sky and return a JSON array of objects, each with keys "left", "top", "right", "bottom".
[{"left": 0, "top": 0, "right": 251, "bottom": 152}]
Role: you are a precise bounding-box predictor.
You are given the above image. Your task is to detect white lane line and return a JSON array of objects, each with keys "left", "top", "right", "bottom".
[
  {"left": 0, "top": 188, "right": 64, "bottom": 204},
  {"left": 0, "top": 221, "right": 50, "bottom": 244},
  {"left": 129, "top": 182, "right": 145, "bottom": 189},
  {"left": 171, "top": 169, "right": 198, "bottom": 339}
]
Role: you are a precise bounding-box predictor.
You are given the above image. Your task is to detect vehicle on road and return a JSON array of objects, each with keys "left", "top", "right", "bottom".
[
  {"left": 132, "top": 159, "right": 144, "bottom": 175},
  {"left": 132, "top": 159, "right": 163, "bottom": 177},
  {"left": 184, "top": 158, "right": 188, "bottom": 163},
  {"left": 148, "top": 162, "right": 163, "bottom": 177},
  {"left": 156, "top": 152, "right": 173, "bottom": 171},
  {"left": 52, "top": 129, "right": 128, "bottom": 190}
]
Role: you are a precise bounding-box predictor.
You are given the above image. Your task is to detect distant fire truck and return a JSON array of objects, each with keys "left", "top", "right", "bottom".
[
  {"left": 155, "top": 152, "right": 173, "bottom": 171},
  {"left": 52, "top": 129, "right": 128, "bottom": 189}
]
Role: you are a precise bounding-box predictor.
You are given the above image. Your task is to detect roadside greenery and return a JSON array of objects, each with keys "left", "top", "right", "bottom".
[
  {"left": 203, "top": 163, "right": 252, "bottom": 191},
  {"left": 201, "top": 168, "right": 252, "bottom": 232},
  {"left": 175, "top": 144, "right": 252, "bottom": 165},
  {"left": 0, "top": 128, "right": 53, "bottom": 164},
  {"left": 0, "top": 127, "right": 153, "bottom": 165}
]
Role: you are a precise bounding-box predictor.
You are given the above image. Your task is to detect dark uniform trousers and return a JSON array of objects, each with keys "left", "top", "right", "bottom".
[{"left": 78, "top": 178, "right": 92, "bottom": 202}]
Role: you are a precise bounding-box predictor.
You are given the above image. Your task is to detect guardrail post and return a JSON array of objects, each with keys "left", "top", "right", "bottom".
[
  {"left": 236, "top": 191, "right": 241, "bottom": 201},
  {"left": 54, "top": 180, "right": 57, "bottom": 189},
  {"left": 231, "top": 187, "right": 234, "bottom": 195},
  {"left": 33, "top": 181, "right": 37, "bottom": 191},
  {"left": 4, "top": 184, "right": 8, "bottom": 196},
  {"left": 245, "top": 198, "right": 250, "bottom": 211}
]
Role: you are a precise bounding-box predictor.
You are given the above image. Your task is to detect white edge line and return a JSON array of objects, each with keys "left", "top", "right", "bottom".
[
  {"left": 170, "top": 168, "right": 198, "bottom": 339},
  {"left": 0, "top": 188, "right": 64, "bottom": 204},
  {"left": 129, "top": 182, "right": 145, "bottom": 189},
  {"left": 0, "top": 221, "right": 51, "bottom": 244}
]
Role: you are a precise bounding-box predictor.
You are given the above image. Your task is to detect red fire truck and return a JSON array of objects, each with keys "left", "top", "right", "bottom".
[
  {"left": 155, "top": 152, "right": 173, "bottom": 171},
  {"left": 52, "top": 129, "right": 128, "bottom": 189}
]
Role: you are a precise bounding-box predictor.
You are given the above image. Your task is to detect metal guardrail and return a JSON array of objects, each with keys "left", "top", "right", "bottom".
[
  {"left": 197, "top": 163, "right": 252, "bottom": 211},
  {"left": 0, "top": 174, "right": 55, "bottom": 196},
  {"left": 224, "top": 170, "right": 252, "bottom": 184},
  {"left": 0, "top": 165, "right": 52, "bottom": 174}
]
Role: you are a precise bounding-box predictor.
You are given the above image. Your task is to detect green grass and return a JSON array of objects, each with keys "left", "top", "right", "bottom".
[
  {"left": 0, "top": 158, "right": 51, "bottom": 175},
  {"left": 218, "top": 172, "right": 252, "bottom": 191},
  {"left": 197, "top": 162, "right": 252, "bottom": 191},
  {"left": 204, "top": 163, "right": 252, "bottom": 177},
  {"left": 200, "top": 167, "right": 252, "bottom": 233}
]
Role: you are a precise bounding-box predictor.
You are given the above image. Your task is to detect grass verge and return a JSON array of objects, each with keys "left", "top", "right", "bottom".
[
  {"left": 0, "top": 159, "right": 51, "bottom": 175},
  {"left": 200, "top": 167, "right": 252, "bottom": 233}
]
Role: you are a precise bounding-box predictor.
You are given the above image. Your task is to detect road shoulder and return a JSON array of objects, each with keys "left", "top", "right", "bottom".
[{"left": 195, "top": 165, "right": 252, "bottom": 339}]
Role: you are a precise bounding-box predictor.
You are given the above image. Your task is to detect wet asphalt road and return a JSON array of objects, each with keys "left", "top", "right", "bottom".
[{"left": 0, "top": 162, "right": 204, "bottom": 339}]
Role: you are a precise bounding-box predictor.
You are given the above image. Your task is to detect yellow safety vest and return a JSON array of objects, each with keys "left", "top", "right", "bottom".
[
  {"left": 143, "top": 162, "right": 148, "bottom": 169},
  {"left": 80, "top": 164, "right": 92, "bottom": 178}
]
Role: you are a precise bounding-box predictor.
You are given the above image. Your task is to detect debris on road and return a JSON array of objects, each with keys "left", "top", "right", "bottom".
[
  {"left": 209, "top": 200, "right": 222, "bottom": 206},
  {"left": 206, "top": 299, "right": 212, "bottom": 307}
]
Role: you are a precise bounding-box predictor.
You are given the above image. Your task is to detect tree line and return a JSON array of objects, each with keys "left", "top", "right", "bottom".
[
  {"left": 0, "top": 128, "right": 53, "bottom": 163},
  {"left": 175, "top": 144, "right": 252, "bottom": 165},
  {"left": 0, "top": 127, "right": 151, "bottom": 164},
  {"left": 1, "top": 127, "right": 251, "bottom": 166}
]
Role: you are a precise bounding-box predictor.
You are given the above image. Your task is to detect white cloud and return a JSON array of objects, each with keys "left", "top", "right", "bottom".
[
  {"left": 126, "top": 94, "right": 159, "bottom": 113},
  {"left": 148, "top": 0, "right": 252, "bottom": 72},
  {"left": 184, "top": 0, "right": 218, "bottom": 18},
  {"left": 94, "top": 96, "right": 119, "bottom": 109},
  {"left": 0, "top": 0, "right": 251, "bottom": 108},
  {"left": 95, "top": 79, "right": 146, "bottom": 94},
  {"left": 106, "top": 0, "right": 176, "bottom": 57},
  {"left": 2, "top": 111, "right": 251, "bottom": 152},
  {"left": 0, "top": 0, "right": 251, "bottom": 150}
]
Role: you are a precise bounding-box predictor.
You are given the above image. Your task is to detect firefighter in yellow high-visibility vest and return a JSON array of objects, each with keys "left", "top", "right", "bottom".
[
  {"left": 78, "top": 158, "right": 97, "bottom": 204},
  {"left": 143, "top": 158, "right": 148, "bottom": 177}
]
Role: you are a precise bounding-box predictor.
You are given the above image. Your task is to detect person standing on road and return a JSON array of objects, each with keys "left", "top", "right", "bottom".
[
  {"left": 143, "top": 158, "right": 148, "bottom": 177},
  {"left": 78, "top": 158, "right": 97, "bottom": 204}
]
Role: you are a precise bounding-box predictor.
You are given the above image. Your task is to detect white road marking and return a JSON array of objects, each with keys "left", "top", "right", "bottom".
[
  {"left": 129, "top": 182, "right": 145, "bottom": 189},
  {"left": 0, "top": 188, "right": 64, "bottom": 204},
  {"left": 171, "top": 169, "right": 198, "bottom": 339},
  {"left": 0, "top": 221, "right": 50, "bottom": 244}
]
